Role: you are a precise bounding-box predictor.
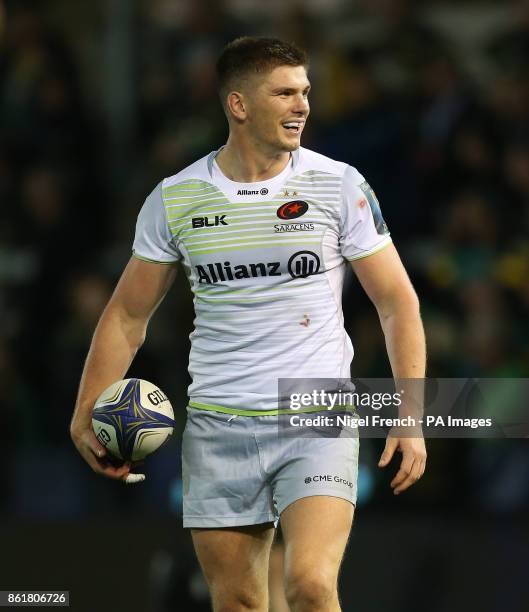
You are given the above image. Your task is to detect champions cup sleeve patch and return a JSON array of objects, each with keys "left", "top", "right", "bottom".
[{"left": 359, "top": 181, "right": 389, "bottom": 235}]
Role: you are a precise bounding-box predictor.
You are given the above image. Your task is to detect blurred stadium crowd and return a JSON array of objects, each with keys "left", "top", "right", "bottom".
[{"left": 1, "top": 0, "right": 528, "bottom": 519}]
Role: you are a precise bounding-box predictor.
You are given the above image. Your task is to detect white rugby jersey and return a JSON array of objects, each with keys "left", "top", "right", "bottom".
[{"left": 133, "top": 146, "right": 392, "bottom": 414}]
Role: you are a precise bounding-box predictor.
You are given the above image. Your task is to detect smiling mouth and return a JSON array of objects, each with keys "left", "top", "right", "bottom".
[{"left": 282, "top": 121, "right": 304, "bottom": 134}]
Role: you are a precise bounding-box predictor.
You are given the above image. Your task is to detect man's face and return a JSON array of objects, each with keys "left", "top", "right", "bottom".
[{"left": 242, "top": 65, "right": 310, "bottom": 153}]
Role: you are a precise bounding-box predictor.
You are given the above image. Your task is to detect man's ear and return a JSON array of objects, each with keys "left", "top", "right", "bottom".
[{"left": 227, "top": 91, "right": 247, "bottom": 122}]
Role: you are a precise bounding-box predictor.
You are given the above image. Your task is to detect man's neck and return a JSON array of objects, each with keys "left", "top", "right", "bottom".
[{"left": 215, "top": 136, "right": 291, "bottom": 183}]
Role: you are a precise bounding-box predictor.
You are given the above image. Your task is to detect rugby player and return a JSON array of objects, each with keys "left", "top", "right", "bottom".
[{"left": 70, "top": 37, "right": 426, "bottom": 612}]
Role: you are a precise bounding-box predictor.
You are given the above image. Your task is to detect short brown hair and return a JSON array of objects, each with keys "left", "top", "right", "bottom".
[{"left": 216, "top": 37, "right": 308, "bottom": 110}]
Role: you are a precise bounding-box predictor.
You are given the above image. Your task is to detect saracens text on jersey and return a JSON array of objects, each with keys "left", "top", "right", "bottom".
[{"left": 196, "top": 261, "right": 281, "bottom": 284}]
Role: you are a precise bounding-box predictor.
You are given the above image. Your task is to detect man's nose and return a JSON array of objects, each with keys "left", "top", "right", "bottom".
[{"left": 292, "top": 94, "right": 309, "bottom": 114}]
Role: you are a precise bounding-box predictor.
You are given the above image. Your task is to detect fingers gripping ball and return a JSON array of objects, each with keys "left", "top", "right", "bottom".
[{"left": 92, "top": 379, "right": 175, "bottom": 462}]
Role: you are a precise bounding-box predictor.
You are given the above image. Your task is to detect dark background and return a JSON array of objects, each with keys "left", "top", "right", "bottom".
[{"left": 1, "top": 0, "right": 528, "bottom": 610}]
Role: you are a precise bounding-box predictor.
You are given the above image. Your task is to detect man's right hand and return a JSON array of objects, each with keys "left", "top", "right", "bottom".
[
  {"left": 70, "top": 425, "right": 145, "bottom": 484},
  {"left": 69, "top": 259, "right": 176, "bottom": 485}
]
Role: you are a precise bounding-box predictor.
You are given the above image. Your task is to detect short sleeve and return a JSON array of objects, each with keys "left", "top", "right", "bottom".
[
  {"left": 132, "top": 182, "right": 181, "bottom": 263},
  {"left": 339, "top": 166, "right": 392, "bottom": 261}
]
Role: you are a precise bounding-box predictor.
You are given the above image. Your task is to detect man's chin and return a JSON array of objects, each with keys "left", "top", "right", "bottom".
[
  {"left": 264, "top": 135, "right": 301, "bottom": 154},
  {"left": 279, "top": 138, "right": 301, "bottom": 152}
]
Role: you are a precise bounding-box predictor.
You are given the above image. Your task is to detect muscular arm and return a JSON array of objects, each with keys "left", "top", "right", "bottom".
[
  {"left": 70, "top": 256, "right": 177, "bottom": 480},
  {"left": 350, "top": 244, "right": 427, "bottom": 494},
  {"left": 350, "top": 244, "right": 425, "bottom": 379}
]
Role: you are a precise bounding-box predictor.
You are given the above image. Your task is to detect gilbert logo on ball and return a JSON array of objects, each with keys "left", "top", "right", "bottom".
[{"left": 92, "top": 379, "right": 175, "bottom": 461}]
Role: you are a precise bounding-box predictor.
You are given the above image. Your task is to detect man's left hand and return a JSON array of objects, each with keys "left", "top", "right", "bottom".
[{"left": 378, "top": 433, "right": 426, "bottom": 495}]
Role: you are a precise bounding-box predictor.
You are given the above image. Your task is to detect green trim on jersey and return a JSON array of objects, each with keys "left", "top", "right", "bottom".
[
  {"left": 189, "top": 400, "right": 357, "bottom": 417},
  {"left": 132, "top": 252, "right": 176, "bottom": 265},
  {"left": 345, "top": 239, "right": 392, "bottom": 261}
]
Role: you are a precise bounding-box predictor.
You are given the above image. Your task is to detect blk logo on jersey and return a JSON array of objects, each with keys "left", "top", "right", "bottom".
[
  {"left": 288, "top": 251, "right": 320, "bottom": 278},
  {"left": 277, "top": 200, "right": 309, "bottom": 220},
  {"left": 192, "top": 215, "right": 228, "bottom": 228}
]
